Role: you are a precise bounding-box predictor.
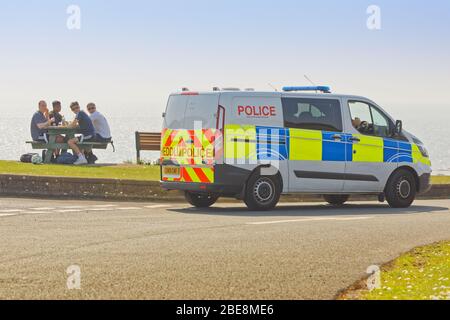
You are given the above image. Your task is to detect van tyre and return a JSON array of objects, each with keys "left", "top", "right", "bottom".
[
  {"left": 385, "top": 169, "right": 416, "bottom": 208},
  {"left": 324, "top": 195, "right": 350, "bottom": 206},
  {"left": 184, "top": 192, "right": 219, "bottom": 208},
  {"left": 244, "top": 172, "right": 281, "bottom": 211}
]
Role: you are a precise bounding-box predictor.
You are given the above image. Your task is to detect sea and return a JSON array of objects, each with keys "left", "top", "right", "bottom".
[{"left": 1, "top": 104, "right": 449, "bottom": 175}]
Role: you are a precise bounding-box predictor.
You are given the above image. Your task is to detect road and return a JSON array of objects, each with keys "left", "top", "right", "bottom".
[{"left": 0, "top": 197, "right": 449, "bottom": 300}]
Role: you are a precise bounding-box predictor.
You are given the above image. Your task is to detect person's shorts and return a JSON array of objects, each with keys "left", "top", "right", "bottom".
[
  {"left": 75, "top": 134, "right": 95, "bottom": 143},
  {"left": 34, "top": 133, "right": 48, "bottom": 143}
]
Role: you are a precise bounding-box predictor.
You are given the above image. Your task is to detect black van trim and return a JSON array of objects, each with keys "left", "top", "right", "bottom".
[{"left": 294, "top": 170, "right": 379, "bottom": 182}]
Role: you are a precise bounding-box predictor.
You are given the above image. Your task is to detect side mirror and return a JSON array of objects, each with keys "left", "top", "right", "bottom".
[
  {"left": 162, "top": 112, "right": 166, "bottom": 118},
  {"left": 394, "top": 120, "right": 403, "bottom": 135}
]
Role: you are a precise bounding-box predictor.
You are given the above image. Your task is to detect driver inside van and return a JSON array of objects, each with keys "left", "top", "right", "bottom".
[{"left": 352, "top": 117, "right": 362, "bottom": 129}]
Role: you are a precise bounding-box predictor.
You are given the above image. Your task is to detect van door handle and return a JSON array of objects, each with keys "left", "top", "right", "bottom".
[
  {"left": 332, "top": 134, "right": 342, "bottom": 140},
  {"left": 349, "top": 137, "right": 361, "bottom": 142}
]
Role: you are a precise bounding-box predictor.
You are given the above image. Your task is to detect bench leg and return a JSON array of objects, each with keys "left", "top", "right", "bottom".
[
  {"left": 136, "top": 149, "right": 141, "bottom": 164},
  {"left": 44, "top": 149, "right": 53, "bottom": 163}
]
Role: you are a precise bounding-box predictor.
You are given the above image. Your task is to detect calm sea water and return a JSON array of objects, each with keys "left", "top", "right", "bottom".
[{"left": 1, "top": 104, "right": 449, "bottom": 174}]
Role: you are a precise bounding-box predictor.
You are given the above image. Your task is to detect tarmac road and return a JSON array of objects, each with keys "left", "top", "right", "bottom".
[{"left": 0, "top": 197, "right": 449, "bottom": 300}]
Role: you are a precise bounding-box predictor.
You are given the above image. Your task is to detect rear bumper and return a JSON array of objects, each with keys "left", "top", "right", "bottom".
[
  {"left": 418, "top": 173, "right": 432, "bottom": 194},
  {"left": 161, "top": 181, "right": 242, "bottom": 196},
  {"left": 161, "top": 164, "right": 252, "bottom": 197}
]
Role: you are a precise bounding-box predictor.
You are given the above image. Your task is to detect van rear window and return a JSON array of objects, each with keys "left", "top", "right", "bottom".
[
  {"left": 164, "top": 95, "right": 188, "bottom": 129},
  {"left": 164, "top": 94, "right": 218, "bottom": 129},
  {"left": 282, "top": 98, "right": 343, "bottom": 132}
]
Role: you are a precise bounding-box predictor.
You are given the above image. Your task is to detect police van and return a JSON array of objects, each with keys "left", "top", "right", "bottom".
[{"left": 160, "top": 86, "right": 432, "bottom": 211}]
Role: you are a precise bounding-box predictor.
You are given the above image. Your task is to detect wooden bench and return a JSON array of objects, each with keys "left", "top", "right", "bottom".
[{"left": 135, "top": 132, "right": 161, "bottom": 163}]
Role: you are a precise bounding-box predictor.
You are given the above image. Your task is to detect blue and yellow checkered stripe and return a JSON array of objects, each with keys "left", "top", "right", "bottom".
[{"left": 225, "top": 125, "right": 430, "bottom": 166}]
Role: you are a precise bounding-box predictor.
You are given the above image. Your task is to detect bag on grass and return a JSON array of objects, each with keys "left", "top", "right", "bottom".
[
  {"left": 20, "top": 153, "right": 39, "bottom": 163},
  {"left": 31, "top": 155, "right": 43, "bottom": 165}
]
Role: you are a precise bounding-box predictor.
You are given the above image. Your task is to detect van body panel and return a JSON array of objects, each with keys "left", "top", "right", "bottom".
[{"left": 161, "top": 91, "right": 432, "bottom": 199}]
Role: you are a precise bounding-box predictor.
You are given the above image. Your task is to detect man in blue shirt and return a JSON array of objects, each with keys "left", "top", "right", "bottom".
[
  {"left": 68, "top": 101, "right": 96, "bottom": 165},
  {"left": 30, "top": 100, "right": 53, "bottom": 142}
]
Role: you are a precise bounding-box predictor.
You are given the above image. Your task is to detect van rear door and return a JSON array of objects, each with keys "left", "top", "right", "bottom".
[{"left": 161, "top": 93, "right": 219, "bottom": 184}]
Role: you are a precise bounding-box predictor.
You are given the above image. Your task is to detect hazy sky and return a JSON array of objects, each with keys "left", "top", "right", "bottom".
[{"left": 1, "top": 0, "right": 449, "bottom": 114}]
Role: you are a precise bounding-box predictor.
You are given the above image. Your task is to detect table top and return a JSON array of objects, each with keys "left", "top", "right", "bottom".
[{"left": 47, "top": 126, "right": 78, "bottom": 134}]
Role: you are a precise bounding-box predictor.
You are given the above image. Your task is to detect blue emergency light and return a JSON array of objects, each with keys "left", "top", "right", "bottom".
[{"left": 282, "top": 86, "right": 331, "bottom": 93}]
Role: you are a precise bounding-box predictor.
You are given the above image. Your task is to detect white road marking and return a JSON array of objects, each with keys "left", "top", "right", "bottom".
[
  {"left": 247, "top": 216, "right": 373, "bottom": 226},
  {"left": 91, "top": 205, "right": 118, "bottom": 208},
  {"left": 116, "top": 207, "right": 141, "bottom": 210},
  {"left": 0, "top": 209, "right": 24, "bottom": 213},
  {"left": 60, "top": 206, "right": 85, "bottom": 209},
  {"left": 87, "top": 208, "right": 111, "bottom": 211},
  {"left": 0, "top": 213, "right": 18, "bottom": 217},
  {"left": 144, "top": 205, "right": 170, "bottom": 209},
  {"left": 29, "top": 207, "right": 55, "bottom": 211},
  {"left": 55, "top": 209, "right": 83, "bottom": 213},
  {"left": 21, "top": 211, "right": 48, "bottom": 214}
]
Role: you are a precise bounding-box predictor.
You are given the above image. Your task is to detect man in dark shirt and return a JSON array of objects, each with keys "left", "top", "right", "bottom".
[
  {"left": 68, "top": 102, "right": 96, "bottom": 165},
  {"left": 30, "top": 100, "right": 52, "bottom": 142},
  {"left": 49, "top": 101, "right": 64, "bottom": 126}
]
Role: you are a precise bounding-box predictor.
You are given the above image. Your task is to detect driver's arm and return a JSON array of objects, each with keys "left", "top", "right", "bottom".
[{"left": 352, "top": 117, "right": 362, "bottom": 129}]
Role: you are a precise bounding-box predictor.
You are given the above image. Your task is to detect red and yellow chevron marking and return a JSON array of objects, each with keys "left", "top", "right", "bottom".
[
  {"left": 162, "top": 166, "right": 215, "bottom": 184},
  {"left": 161, "top": 128, "right": 219, "bottom": 166},
  {"left": 161, "top": 128, "right": 218, "bottom": 184}
]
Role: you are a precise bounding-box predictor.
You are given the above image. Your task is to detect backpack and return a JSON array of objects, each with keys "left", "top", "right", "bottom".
[
  {"left": 56, "top": 152, "right": 78, "bottom": 165},
  {"left": 20, "top": 153, "right": 39, "bottom": 163}
]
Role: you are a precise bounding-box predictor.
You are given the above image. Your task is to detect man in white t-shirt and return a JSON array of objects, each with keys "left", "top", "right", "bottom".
[{"left": 87, "top": 103, "right": 112, "bottom": 142}]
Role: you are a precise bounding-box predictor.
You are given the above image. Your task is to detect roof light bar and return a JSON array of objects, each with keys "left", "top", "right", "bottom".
[{"left": 282, "top": 86, "right": 331, "bottom": 93}]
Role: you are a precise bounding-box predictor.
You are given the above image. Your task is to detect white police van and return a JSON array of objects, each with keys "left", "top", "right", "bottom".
[{"left": 160, "top": 86, "right": 432, "bottom": 211}]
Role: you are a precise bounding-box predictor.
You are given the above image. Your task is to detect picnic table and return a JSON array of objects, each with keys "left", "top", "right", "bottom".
[{"left": 27, "top": 126, "right": 111, "bottom": 163}]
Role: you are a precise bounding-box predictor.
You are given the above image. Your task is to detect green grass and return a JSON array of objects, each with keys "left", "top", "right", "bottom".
[
  {"left": 0, "top": 160, "right": 449, "bottom": 184},
  {"left": 0, "top": 160, "right": 160, "bottom": 181},
  {"left": 360, "top": 242, "right": 450, "bottom": 300},
  {"left": 432, "top": 176, "right": 450, "bottom": 184}
]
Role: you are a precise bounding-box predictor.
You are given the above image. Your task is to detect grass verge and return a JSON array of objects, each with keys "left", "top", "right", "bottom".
[
  {"left": 0, "top": 160, "right": 449, "bottom": 184},
  {"left": 340, "top": 241, "right": 450, "bottom": 300},
  {"left": 433, "top": 176, "right": 450, "bottom": 184},
  {"left": 0, "top": 160, "right": 160, "bottom": 181}
]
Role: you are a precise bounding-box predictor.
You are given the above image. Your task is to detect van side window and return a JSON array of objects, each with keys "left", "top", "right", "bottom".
[
  {"left": 281, "top": 98, "right": 343, "bottom": 132},
  {"left": 348, "top": 101, "right": 391, "bottom": 137}
]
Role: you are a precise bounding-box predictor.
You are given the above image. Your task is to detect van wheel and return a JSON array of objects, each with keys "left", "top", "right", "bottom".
[
  {"left": 323, "top": 195, "right": 350, "bottom": 206},
  {"left": 385, "top": 169, "right": 417, "bottom": 208},
  {"left": 244, "top": 172, "right": 281, "bottom": 211},
  {"left": 184, "top": 192, "right": 219, "bottom": 208}
]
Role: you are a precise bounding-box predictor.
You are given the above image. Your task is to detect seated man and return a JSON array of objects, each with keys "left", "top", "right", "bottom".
[
  {"left": 49, "top": 100, "right": 64, "bottom": 126},
  {"left": 87, "top": 103, "right": 112, "bottom": 142},
  {"left": 67, "top": 102, "right": 96, "bottom": 165},
  {"left": 30, "top": 100, "right": 53, "bottom": 142}
]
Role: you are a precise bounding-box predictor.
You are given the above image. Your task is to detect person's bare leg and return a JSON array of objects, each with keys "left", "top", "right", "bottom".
[
  {"left": 68, "top": 138, "right": 81, "bottom": 155},
  {"left": 68, "top": 138, "right": 88, "bottom": 165}
]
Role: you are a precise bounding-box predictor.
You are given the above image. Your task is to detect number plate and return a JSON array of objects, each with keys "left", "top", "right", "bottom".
[{"left": 163, "top": 166, "right": 181, "bottom": 178}]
